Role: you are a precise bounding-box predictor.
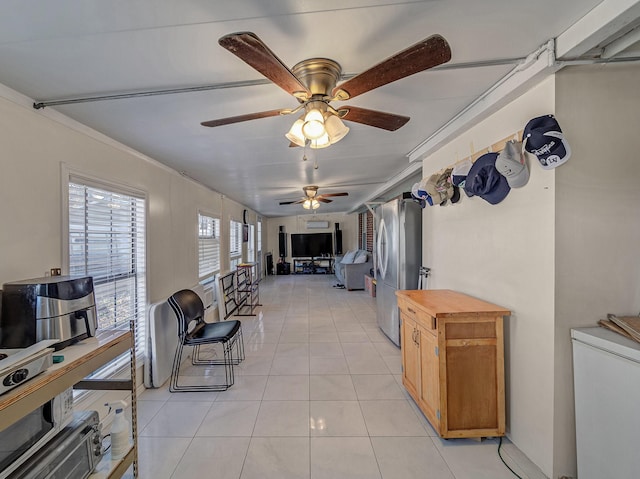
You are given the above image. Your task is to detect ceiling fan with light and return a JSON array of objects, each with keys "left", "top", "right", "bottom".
[
  {"left": 201, "top": 32, "right": 451, "bottom": 148},
  {"left": 279, "top": 185, "right": 349, "bottom": 210}
]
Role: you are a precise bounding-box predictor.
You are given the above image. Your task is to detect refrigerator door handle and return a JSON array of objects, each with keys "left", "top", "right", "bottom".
[{"left": 377, "top": 218, "right": 388, "bottom": 280}]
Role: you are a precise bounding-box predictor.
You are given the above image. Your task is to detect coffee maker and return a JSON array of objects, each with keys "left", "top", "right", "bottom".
[{"left": 0, "top": 276, "right": 98, "bottom": 350}]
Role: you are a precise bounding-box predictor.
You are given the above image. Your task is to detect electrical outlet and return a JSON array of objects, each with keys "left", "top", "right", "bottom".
[{"left": 50, "top": 268, "right": 61, "bottom": 276}]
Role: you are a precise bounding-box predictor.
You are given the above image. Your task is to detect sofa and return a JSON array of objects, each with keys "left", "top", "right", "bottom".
[{"left": 334, "top": 250, "right": 373, "bottom": 290}]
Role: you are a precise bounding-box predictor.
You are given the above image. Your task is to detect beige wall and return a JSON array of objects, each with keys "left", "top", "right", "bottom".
[
  {"left": 421, "top": 78, "right": 557, "bottom": 476},
  {"left": 553, "top": 63, "right": 640, "bottom": 477},
  {"left": 0, "top": 88, "right": 258, "bottom": 303}
]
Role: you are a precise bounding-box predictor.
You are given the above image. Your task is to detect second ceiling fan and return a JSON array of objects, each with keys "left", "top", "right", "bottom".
[
  {"left": 279, "top": 186, "right": 348, "bottom": 210},
  {"left": 201, "top": 31, "right": 451, "bottom": 148}
]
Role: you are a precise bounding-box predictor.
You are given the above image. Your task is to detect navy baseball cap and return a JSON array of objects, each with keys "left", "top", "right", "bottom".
[
  {"left": 523, "top": 115, "right": 571, "bottom": 170},
  {"left": 464, "top": 152, "right": 511, "bottom": 204}
]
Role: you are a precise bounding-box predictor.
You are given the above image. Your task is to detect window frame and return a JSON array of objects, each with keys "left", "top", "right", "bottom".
[
  {"left": 229, "top": 218, "right": 243, "bottom": 270},
  {"left": 247, "top": 223, "right": 255, "bottom": 263},
  {"left": 62, "top": 166, "right": 148, "bottom": 370},
  {"left": 197, "top": 211, "right": 221, "bottom": 284}
]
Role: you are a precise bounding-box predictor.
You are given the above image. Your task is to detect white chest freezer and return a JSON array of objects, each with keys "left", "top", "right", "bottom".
[{"left": 571, "top": 327, "right": 640, "bottom": 479}]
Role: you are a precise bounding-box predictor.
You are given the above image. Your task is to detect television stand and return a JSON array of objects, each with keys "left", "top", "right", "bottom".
[{"left": 293, "top": 257, "right": 334, "bottom": 274}]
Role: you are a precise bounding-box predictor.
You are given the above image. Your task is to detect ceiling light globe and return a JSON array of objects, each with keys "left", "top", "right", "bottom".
[
  {"left": 309, "top": 133, "right": 331, "bottom": 149},
  {"left": 302, "top": 108, "right": 325, "bottom": 139},
  {"left": 325, "top": 114, "right": 350, "bottom": 144},
  {"left": 285, "top": 118, "right": 306, "bottom": 147},
  {"left": 312, "top": 199, "right": 320, "bottom": 209},
  {"left": 302, "top": 199, "right": 312, "bottom": 209},
  {"left": 302, "top": 120, "right": 325, "bottom": 139}
]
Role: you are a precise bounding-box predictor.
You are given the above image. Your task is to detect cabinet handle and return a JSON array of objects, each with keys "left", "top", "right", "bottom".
[
  {"left": 411, "top": 329, "right": 416, "bottom": 343},
  {"left": 415, "top": 330, "right": 420, "bottom": 346},
  {"left": 407, "top": 307, "right": 416, "bottom": 314}
]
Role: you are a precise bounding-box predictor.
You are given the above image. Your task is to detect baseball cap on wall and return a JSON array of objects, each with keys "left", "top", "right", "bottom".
[
  {"left": 523, "top": 115, "right": 571, "bottom": 170},
  {"left": 464, "top": 152, "right": 510, "bottom": 204},
  {"left": 411, "top": 182, "right": 433, "bottom": 208},
  {"left": 451, "top": 158, "right": 473, "bottom": 188},
  {"left": 425, "top": 168, "right": 455, "bottom": 206},
  {"left": 496, "top": 140, "right": 529, "bottom": 188},
  {"left": 449, "top": 185, "right": 461, "bottom": 204}
]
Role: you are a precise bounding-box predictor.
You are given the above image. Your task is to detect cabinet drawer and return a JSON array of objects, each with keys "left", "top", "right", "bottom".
[
  {"left": 398, "top": 298, "right": 437, "bottom": 335},
  {"left": 445, "top": 319, "right": 497, "bottom": 340}
]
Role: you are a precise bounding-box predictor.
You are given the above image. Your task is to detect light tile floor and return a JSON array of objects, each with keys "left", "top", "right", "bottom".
[{"left": 136, "top": 274, "right": 548, "bottom": 479}]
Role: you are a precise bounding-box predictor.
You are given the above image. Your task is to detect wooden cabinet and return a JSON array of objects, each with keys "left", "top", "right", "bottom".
[
  {"left": 0, "top": 330, "right": 138, "bottom": 478},
  {"left": 400, "top": 313, "right": 420, "bottom": 396},
  {"left": 397, "top": 289, "right": 510, "bottom": 439}
]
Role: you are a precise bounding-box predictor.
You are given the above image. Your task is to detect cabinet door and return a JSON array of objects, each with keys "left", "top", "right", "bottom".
[
  {"left": 401, "top": 314, "right": 420, "bottom": 398},
  {"left": 419, "top": 323, "right": 440, "bottom": 430}
]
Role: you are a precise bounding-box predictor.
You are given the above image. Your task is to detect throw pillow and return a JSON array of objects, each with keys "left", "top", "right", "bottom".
[
  {"left": 341, "top": 250, "right": 357, "bottom": 264},
  {"left": 353, "top": 250, "right": 368, "bottom": 264}
]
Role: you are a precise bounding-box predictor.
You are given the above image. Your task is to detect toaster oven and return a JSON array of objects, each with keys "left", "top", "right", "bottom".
[{"left": 7, "top": 410, "right": 103, "bottom": 479}]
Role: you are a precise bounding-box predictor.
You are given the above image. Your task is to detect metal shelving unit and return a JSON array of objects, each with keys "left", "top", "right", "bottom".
[{"left": 0, "top": 329, "right": 138, "bottom": 478}]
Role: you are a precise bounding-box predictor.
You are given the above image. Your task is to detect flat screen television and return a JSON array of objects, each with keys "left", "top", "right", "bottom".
[{"left": 291, "top": 233, "right": 333, "bottom": 257}]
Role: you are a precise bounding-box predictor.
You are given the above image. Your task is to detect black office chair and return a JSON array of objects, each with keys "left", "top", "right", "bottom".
[{"left": 167, "top": 289, "right": 244, "bottom": 392}]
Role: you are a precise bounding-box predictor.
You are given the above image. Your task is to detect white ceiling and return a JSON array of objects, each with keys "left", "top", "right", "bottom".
[{"left": 0, "top": 0, "right": 635, "bottom": 217}]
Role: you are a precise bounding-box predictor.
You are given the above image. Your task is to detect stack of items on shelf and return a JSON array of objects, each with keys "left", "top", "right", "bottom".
[
  {"left": 411, "top": 114, "right": 571, "bottom": 208},
  {"left": 599, "top": 314, "right": 640, "bottom": 343}
]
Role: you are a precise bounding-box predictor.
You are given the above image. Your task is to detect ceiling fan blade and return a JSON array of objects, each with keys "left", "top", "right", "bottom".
[
  {"left": 332, "top": 34, "right": 451, "bottom": 100},
  {"left": 317, "top": 198, "right": 333, "bottom": 203},
  {"left": 340, "top": 106, "right": 409, "bottom": 131},
  {"left": 279, "top": 199, "right": 305, "bottom": 205},
  {"left": 318, "top": 192, "right": 349, "bottom": 198},
  {"left": 219, "top": 32, "right": 310, "bottom": 99},
  {"left": 201, "top": 109, "right": 283, "bottom": 127}
]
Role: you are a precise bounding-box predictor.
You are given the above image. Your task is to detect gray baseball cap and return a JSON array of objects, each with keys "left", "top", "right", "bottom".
[{"left": 496, "top": 140, "right": 529, "bottom": 188}]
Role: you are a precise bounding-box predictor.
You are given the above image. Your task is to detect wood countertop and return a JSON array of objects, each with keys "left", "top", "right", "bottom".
[
  {"left": 396, "top": 289, "right": 510, "bottom": 317},
  {"left": 0, "top": 329, "right": 132, "bottom": 430}
]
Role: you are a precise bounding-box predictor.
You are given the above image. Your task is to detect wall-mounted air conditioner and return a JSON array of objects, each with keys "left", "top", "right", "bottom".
[{"left": 307, "top": 220, "right": 329, "bottom": 229}]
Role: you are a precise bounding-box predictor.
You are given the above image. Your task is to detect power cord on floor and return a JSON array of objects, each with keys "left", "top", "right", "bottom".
[{"left": 498, "top": 437, "right": 524, "bottom": 479}]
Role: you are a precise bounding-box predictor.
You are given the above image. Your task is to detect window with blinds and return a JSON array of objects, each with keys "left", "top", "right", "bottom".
[
  {"left": 247, "top": 224, "right": 255, "bottom": 262},
  {"left": 256, "top": 219, "right": 262, "bottom": 280},
  {"left": 198, "top": 213, "right": 220, "bottom": 282},
  {"left": 257, "top": 219, "right": 262, "bottom": 253},
  {"left": 229, "top": 219, "right": 243, "bottom": 270},
  {"left": 68, "top": 179, "right": 147, "bottom": 366}
]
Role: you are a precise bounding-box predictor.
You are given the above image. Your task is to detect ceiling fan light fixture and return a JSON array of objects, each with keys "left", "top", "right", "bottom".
[
  {"left": 309, "top": 133, "right": 330, "bottom": 149},
  {"left": 302, "top": 198, "right": 320, "bottom": 210},
  {"left": 285, "top": 117, "right": 306, "bottom": 147},
  {"left": 302, "top": 107, "right": 325, "bottom": 139},
  {"left": 324, "top": 114, "right": 350, "bottom": 144}
]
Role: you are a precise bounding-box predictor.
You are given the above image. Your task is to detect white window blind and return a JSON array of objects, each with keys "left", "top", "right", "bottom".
[
  {"left": 198, "top": 214, "right": 220, "bottom": 281},
  {"left": 256, "top": 219, "right": 262, "bottom": 280},
  {"left": 247, "top": 224, "right": 255, "bottom": 262},
  {"left": 229, "top": 220, "right": 243, "bottom": 270},
  {"left": 68, "top": 179, "right": 147, "bottom": 366}
]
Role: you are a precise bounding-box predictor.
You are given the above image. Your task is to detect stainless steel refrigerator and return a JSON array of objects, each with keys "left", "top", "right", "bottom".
[{"left": 375, "top": 195, "right": 422, "bottom": 346}]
